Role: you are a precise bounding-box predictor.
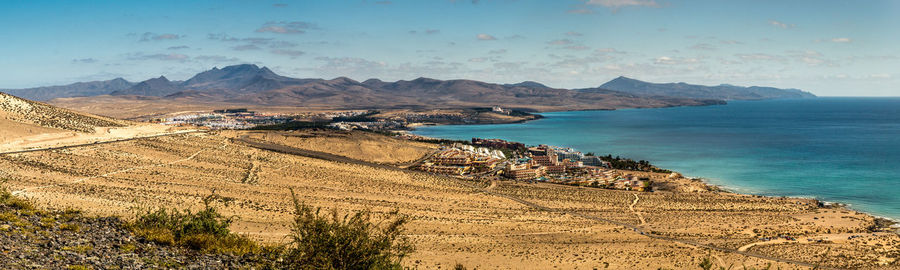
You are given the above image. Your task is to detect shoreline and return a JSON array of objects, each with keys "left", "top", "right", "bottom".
[
  {"left": 405, "top": 121, "right": 900, "bottom": 231},
  {"left": 397, "top": 100, "right": 731, "bottom": 128}
]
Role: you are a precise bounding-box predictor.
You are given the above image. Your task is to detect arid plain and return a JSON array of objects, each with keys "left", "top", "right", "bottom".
[{"left": 2, "top": 127, "right": 898, "bottom": 269}]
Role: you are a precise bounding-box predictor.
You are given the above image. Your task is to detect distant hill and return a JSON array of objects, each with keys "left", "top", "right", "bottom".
[
  {"left": 108, "top": 64, "right": 319, "bottom": 97},
  {"left": 2, "top": 78, "right": 134, "bottom": 101},
  {"left": 37, "top": 65, "right": 723, "bottom": 111},
  {"left": 111, "top": 76, "right": 182, "bottom": 97},
  {"left": 587, "top": 76, "right": 816, "bottom": 100},
  {"left": 503, "top": 81, "right": 551, "bottom": 89},
  {"left": 16, "top": 64, "right": 829, "bottom": 113},
  {"left": 223, "top": 76, "right": 725, "bottom": 110}
]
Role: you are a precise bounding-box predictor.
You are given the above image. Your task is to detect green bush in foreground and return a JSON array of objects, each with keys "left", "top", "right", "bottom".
[
  {"left": 130, "top": 195, "right": 259, "bottom": 255},
  {"left": 282, "top": 189, "right": 413, "bottom": 270}
]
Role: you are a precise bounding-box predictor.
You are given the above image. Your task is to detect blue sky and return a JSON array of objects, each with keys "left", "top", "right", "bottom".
[{"left": 1, "top": 0, "right": 898, "bottom": 96}]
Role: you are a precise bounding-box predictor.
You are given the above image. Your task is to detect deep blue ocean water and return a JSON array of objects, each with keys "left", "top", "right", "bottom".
[{"left": 412, "top": 98, "right": 900, "bottom": 219}]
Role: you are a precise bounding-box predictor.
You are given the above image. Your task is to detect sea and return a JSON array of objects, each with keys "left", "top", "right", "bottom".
[{"left": 412, "top": 97, "right": 900, "bottom": 220}]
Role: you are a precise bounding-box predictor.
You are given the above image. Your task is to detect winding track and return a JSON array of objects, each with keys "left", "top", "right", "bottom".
[
  {"left": 0, "top": 130, "right": 203, "bottom": 155},
  {"left": 234, "top": 136, "right": 840, "bottom": 270},
  {"left": 10, "top": 137, "right": 225, "bottom": 196},
  {"left": 629, "top": 193, "right": 647, "bottom": 226}
]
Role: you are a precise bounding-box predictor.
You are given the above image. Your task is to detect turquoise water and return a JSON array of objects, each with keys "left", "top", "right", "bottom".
[{"left": 412, "top": 98, "right": 900, "bottom": 219}]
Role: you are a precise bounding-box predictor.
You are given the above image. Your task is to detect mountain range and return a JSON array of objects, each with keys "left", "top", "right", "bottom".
[
  {"left": 590, "top": 76, "right": 815, "bottom": 100},
  {"left": 4, "top": 78, "right": 135, "bottom": 101},
  {"left": 1, "top": 64, "right": 813, "bottom": 112}
]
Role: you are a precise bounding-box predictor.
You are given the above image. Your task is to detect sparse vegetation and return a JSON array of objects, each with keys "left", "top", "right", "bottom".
[
  {"left": 281, "top": 189, "right": 413, "bottom": 269},
  {"left": 251, "top": 121, "right": 333, "bottom": 130},
  {"left": 128, "top": 194, "right": 259, "bottom": 255},
  {"left": 59, "top": 223, "right": 81, "bottom": 232},
  {"left": 0, "top": 180, "right": 34, "bottom": 211},
  {"left": 599, "top": 154, "right": 672, "bottom": 173}
]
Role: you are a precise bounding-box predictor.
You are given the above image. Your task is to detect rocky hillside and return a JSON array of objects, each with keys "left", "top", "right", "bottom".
[
  {"left": 0, "top": 92, "right": 124, "bottom": 133},
  {"left": 0, "top": 191, "right": 271, "bottom": 269}
]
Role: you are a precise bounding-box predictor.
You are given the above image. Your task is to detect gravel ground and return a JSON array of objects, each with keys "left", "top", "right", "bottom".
[{"left": 0, "top": 203, "right": 275, "bottom": 269}]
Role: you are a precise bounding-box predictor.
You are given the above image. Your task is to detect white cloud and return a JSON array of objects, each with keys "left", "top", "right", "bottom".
[
  {"left": 654, "top": 56, "right": 700, "bottom": 65},
  {"left": 194, "top": 55, "right": 240, "bottom": 63},
  {"left": 128, "top": 53, "right": 189, "bottom": 62},
  {"left": 735, "top": 53, "right": 785, "bottom": 63},
  {"left": 689, "top": 43, "right": 716, "bottom": 51},
  {"left": 71, "top": 58, "right": 97, "bottom": 64},
  {"left": 586, "top": 0, "right": 658, "bottom": 8},
  {"left": 547, "top": 39, "right": 574, "bottom": 45},
  {"left": 476, "top": 34, "right": 496, "bottom": 40},
  {"left": 594, "top": 48, "right": 621, "bottom": 53},
  {"left": 255, "top": 21, "right": 316, "bottom": 34},
  {"left": 232, "top": 44, "right": 261, "bottom": 51},
  {"left": 565, "top": 31, "right": 583, "bottom": 37},
  {"left": 768, "top": 20, "right": 795, "bottom": 29},
  {"left": 270, "top": 49, "right": 305, "bottom": 58},
  {"left": 565, "top": 45, "right": 591, "bottom": 51},
  {"left": 140, "top": 32, "right": 182, "bottom": 42},
  {"left": 818, "top": 37, "right": 852, "bottom": 43}
]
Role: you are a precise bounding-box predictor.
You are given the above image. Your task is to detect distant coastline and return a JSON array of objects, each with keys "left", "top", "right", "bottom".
[{"left": 409, "top": 98, "right": 900, "bottom": 227}]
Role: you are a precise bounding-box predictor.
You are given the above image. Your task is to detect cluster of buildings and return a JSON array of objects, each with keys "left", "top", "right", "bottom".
[
  {"left": 404, "top": 137, "right": 656, "bottom": 192},
  {"left": 150, "top": 109, "right": 379, "bottom": 130},
  {"left": 504, "top": 145, "right": 612, "bottom": 180},
  {"left": 329, "top": 121, "right": 405, "bottom": 131},
  {"left": 151, "top": 110, "right": 292, "bottom": 129},
  {"left": 417, "top": 144, "right": 505, "bottom": 176}
]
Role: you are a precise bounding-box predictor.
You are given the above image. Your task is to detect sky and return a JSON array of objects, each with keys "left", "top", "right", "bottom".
[{"left": 1, "top": 0, "right": 898, "bottom": 96}]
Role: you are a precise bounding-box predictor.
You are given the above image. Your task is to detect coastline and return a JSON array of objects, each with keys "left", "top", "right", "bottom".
[
  {"left": 397, "top": 100, "right": 730, "bottom": 129},
  {"left": 404, "top": 116, "right": 900, "bottom": 232}
]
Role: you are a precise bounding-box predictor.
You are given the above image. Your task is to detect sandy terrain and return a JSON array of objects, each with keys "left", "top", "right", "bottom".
[
  {"left": 1, "top": 131, "right": 898, "bottom": 269},
  {"left": 0, "top": 92, "right": 193, "bottom": 154},
  {"left": 223, "top": 130, "right": 437, "bottom": 165},
  {"left": 48, "top": 95, "right": 349, "bottom": 120},
  {"left": 0, "top": 124, "right": 193, "bottom": 154}
]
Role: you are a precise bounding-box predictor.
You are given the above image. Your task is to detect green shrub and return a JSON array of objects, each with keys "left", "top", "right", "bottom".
[
  {"left": 282, "top": 189, "right": 413, "bottom": 270},
  {"left": 130, "top": 195, "right": 258, "bottom": 255},
  {"left": 0, "top": 185, "right": 34, "bottom": 211}
]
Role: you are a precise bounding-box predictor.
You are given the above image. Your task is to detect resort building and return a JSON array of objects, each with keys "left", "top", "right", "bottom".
[
  {"left": 419, "top": 163, "right": 469, "bottom": 175},
  {"left": 505, "top": 162, "right": 545, "bottom": 180},
  {"left": 533, "top": 152, "right": 560, "bottom": 167},
  {"left": 545, "top": 165, "right": 566, "bottom": 175},
  {"left": 431, "top": 150, "right": 473, "bottom": 166}
]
